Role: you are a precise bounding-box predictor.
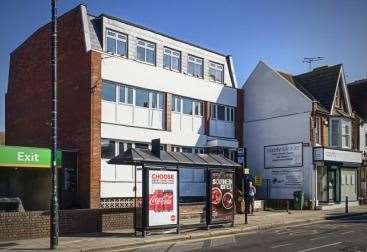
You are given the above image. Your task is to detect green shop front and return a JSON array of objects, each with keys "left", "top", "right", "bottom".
[
  {"left": 314, "top": 147, "right": 362, "bottom": 204},
  {"left": 0, "top": 146, "right": 77, "bottom": 211}
]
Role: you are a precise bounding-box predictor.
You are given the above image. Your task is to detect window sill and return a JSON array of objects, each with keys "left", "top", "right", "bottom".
[{"left": 135, "top": 59, "right": 155, "bottom": 66}]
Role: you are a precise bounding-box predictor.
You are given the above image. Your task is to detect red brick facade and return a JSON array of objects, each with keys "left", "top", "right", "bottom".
[{"left": 6, "top": 6, "right": 101, "bottom": 208}]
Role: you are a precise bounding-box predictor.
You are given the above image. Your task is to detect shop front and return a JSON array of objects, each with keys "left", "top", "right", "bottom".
[
  {"left": 314, "top": 147, "right": 362, "bottom": 205},
  {"left": 359, "top": 158, "right": 367, "bottom": 204}
]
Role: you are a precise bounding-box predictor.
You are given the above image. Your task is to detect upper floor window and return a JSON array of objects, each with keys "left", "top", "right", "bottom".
[
  {"left": 106, "top": 30, "right": 127, "bottom": 57},
  {"left": 135, "top": 88, "right": 164, "bottom": 109},
  {"left": 101, "top": 139, "right": 115, "bottom": 159},
  {"left": 137, "top": 39, "right": 155, "bottom": 65},
  {"left": 330, "top": 118, "right": 351, "bottom": 148},
  {"left": 211, "top": 104, "right": 234, "bottom": 122},
  {"left": 187, "top": 55, "right": 203, "bottom": 78},
  {"left": 172, "top": 95, "right": 182, "bottom": 112},
  {"left": 209, "top": 61, "right": 224, "bottom": 83},
  {"left": 193, "top": 101, "right": 203, "bottom": 116},
  {"left": 163, "top": 48, "right": 181, "bottom": 72},
  {"left": 182, "top": 98, "right": 193, "bottom": 115},
  {"left": 335, "top": 87, "right": 341, "bottom": 108},
  {"left": 315, "top": 117, "right": 322, "bottom": 145},
  {"left": 102, "top": 82, "right": 116, "bottom": 102},
  {"left": 173, "top": 96, "right": 202, "bottom": 116},
  {"left": 119, "top": 85, "right": 133, "bottom": 104}
]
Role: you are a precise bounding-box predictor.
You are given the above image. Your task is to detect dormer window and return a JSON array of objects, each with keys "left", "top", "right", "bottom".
[
  {"left": 187, "top": 55, "right": 203, "bottom": 78},
  {"left": 209, "top": 61, "right": 223, "bottom": 83},
  {"left": 106, "top": 30, "right": 127, "bottom": 57}
]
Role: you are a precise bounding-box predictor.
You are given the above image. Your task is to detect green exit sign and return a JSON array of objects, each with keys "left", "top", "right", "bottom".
[{"left": 0, "top": 146, "right": 62, "bottom": 168}]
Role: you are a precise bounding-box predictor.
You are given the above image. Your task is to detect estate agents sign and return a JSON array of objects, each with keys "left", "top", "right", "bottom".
[
  {"left": 0, "top": 146, "right": 62, "bottom": 168},
  {"left": 265, "top": 143, "right": 303, "bottom": 169}
]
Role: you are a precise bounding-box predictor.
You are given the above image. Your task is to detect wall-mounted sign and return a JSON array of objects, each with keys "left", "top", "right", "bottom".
[
  {"left": 209, "top": 170, "right": 234, "bottom": 224},
  {"left": 237, "top": 148, "right": 246, "bottom": 165},
  {"left": 264, "top": 143, "right": 303, "bottom": 169},
  {"left": 313, "top": 147, "right": 362, "bottom": 164},
  {"left": 148, "top": 169, "right": 178, "bottom": 227},
  {"left": 254, "top": 176, "right": 262, "bottom": 186},
  {"left": 271, "top": 169, "right": 303, "bottom": 188},
  {"left": 0, "top": 146, "right": 62, "bottom": 168}
]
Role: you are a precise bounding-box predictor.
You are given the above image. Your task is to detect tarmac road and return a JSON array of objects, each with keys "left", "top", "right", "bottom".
[{"left": 131, "top": 214, "right": 367, "bottom": 252}]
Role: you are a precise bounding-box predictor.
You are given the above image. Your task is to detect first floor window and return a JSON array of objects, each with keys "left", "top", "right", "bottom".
[
  {"left": 172, "top": 96, "right": 182, "bottom": 112},
  {"left": 102, "top": 82, "right": 116, "bottom": 102},
  {"left": 135, "top": 88, "right": 150, "bottom": 108},
  {"left": 342, "top": 123, "right": 351, "bottom": 148},
  {"left": 119, "top": 85, "right": 133, "bottom": 104},
  {"left": 101, "top": 139, "right": 115, "bottom": 159},
  {"left": 183, "top": 98, "right": 193, "bottom": 115},
  {"left": 331, "top": 119, "right": 340, "bottom": 147},
  {"left": 217, "top": 105, "right": 225, "bottom": 120},
  {"left": 193, "top": 101, "right": 203, "bottom": 116},
  {"left": 163, "top": 47, "right": 181, "bottom": 71}
]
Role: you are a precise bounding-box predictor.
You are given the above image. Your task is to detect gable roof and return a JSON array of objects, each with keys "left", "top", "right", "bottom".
[
  {"left": 348, "top": 79, "right": 367, "bottom": 121},
  {"left": 292, "top": 65, "right": 342, "bottom": 111}
]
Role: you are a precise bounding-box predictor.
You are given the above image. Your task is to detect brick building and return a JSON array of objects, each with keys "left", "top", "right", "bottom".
[{"left": 5, "top": 5, "right": 243, "bottom": 209}]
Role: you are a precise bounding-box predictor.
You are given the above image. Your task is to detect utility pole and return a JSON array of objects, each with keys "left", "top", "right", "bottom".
[
  {"left": 302, "top": 57, "right": 324, "bottom": 71},
  {"left": 50, "top": 0, "right": 59, "bottom": 249}
]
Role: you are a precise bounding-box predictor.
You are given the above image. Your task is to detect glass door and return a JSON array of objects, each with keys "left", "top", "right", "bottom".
[{"left": 328, "top": 170, "right": 336, "bottom": 202}]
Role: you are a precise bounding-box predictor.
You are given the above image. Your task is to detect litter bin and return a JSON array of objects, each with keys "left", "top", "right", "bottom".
[{"left": 293, "top": 191, "right": 304, "bottom": 210}]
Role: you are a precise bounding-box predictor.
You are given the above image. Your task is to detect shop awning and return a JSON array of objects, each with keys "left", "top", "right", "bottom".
[{"left": 109, "top": 148, "right": 241, "bottom": 168}]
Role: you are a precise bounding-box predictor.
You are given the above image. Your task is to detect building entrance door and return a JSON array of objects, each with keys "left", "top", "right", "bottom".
[{"left": 328, "top": 170, "right": 336, "bottom": 202}]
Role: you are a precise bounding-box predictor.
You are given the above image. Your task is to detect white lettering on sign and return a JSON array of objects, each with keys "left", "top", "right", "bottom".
[
  {"left": 17, "top": 152, "right": 40, "bottom": 162},
  {"left": 265, "top": 143, "right": 303, "bottom": 168}
]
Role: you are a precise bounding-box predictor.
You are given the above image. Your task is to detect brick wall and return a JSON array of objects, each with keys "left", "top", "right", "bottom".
[
  {"left": 0, "top": 208, "right": 134, "bottom": 241},
  {"left": 6, "top": 6, "right": 102, "bottom": 208}
]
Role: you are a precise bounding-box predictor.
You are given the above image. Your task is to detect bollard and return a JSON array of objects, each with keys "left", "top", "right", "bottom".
[
  {"left": 345, "top": 196, "right": 349, "bottom": 213},
  {"left": 286, "top": 200, "right": 290, "bottom": 213}
]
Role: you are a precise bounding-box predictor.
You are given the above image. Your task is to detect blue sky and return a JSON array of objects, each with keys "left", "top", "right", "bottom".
[{"left": 0, "top": 0, "right": 366, "bottom": 131}]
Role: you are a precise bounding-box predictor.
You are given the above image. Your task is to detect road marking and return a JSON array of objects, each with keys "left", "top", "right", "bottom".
[
  {"left": 340, "top": 230, "right": 355, "bottom": 235},
  {"left": 309, "top": 236, "right": 328, "bottom": 241},
  {"left": 270, "top": 243, "right": 293, "bottom": 249},
  {"left": 297, "top": 242, "right": 342, "bottom": 252}
]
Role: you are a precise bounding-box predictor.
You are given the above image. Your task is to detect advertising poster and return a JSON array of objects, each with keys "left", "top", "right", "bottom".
[
  {"left": 270, "top": 169, "right": 303, "bottom": 199},
  {"left": 148, "top": 169, "right": 178, "bottom": 227},
  {"left": 265, "top": 143, "right": 303, "bottom": 168},
  {"left": 210, "top": 171, "right": 234, "bottom": 224}
]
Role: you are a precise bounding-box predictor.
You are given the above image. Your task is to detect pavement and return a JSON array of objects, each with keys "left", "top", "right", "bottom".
[{"left": 0, "top": 205, "right": 367, "bottom": 252}]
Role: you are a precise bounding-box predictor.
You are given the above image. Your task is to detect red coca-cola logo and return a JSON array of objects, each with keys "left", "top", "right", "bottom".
[{"left": 149, "top": 190, "right": 174, "bottom": 212}]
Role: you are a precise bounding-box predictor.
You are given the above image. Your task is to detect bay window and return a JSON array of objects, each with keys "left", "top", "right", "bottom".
[{"left": 330, "top": 118, "right": 351, "bottom": 148}]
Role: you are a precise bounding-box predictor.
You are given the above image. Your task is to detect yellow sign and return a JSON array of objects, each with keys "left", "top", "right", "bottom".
[{"left": 254, "top": 176, "right": 262, "bottom": 186}]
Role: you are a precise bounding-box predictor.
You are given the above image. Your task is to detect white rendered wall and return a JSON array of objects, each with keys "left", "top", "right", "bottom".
[
  {"left": 209, "top": 120, "right": 235, "bottom": 138},
  {"left": 243, "top": 61, "right": 314, "bottom": 200},
  {"left": 360, "top": 123, "right": 367, "bottom": 152}
]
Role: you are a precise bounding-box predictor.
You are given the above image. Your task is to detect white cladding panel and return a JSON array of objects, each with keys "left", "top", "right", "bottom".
[
  {"left": 101, "top": 56, "right": 237, "bottom": 107},
  {"left": 244, "top": 61, "right": 312, "bottom": 122},
  {"left": 209, "top": 120, "right": 235, "bottom": 138},
  {"left": 102, "top": 16, "right": 234, "bottom": 87}
]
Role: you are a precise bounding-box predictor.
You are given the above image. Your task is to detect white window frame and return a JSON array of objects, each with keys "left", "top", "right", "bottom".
[
  {"left": 136, "top": 39, "right": 156, "bottom": 65},
  {"left": 118, "top": 85, "right": 133, "bottom": 105},
  {"left": 163, "top": 47, "right": 181, "bottom": 72},
  {"left": 172, "top": 95, "right": 182, "bottom": 113},
  {"left": 193, "top": 100, "right": 203, "bottom": 117},
  {"left": 209, "top": 61, "right": 224, "bottom": 83},
  {"left": 105, "top": 29, "right": 128, "bottom": 57},
  {"left": 330, "top": 118, "right": 341, "bottom": 148},
  {"left": 341, "top": 120, "right": 351, "bottom": 149},
  {"left": 187, "top": 55, "right": 203, "bottom": 78},
  {"left": 211, "top": 104, "right": 234, "bottom": 122}
]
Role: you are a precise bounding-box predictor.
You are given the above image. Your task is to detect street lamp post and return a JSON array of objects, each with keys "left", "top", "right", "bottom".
[{"left": 50, "top": 0, "right": 59, "bottom": 249}]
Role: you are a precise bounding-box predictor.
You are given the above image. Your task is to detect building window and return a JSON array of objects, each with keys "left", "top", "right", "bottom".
[
  {"left": 150, "top": 92, "right": 164, "bottom": 110},
  {"left": 102, "top": 82, "right": 116, "bottom": 102},
  {"left": 135, "top": 143, "right": 149, "bottom": 150},
  {"left": 187, "top": 55, "right": 203, "bottom": 78},
  {"left": 119, "top": 85, "right": 133, "bottom": 104},
  {"left": 137, "top": 39, "right": 155, "bottom": 64},
  {"left": 193, "top": 101, "right": 203, "bottom": 116},
  {"left": 172, "top": 96, "right": 182, "bottom": 113},
  {"left": 335, "top": 87, "right": 341, "bottom": 108},
  {"left": 211, "top": 104, "right": 217, "bottom": 119},
  {"left": 182, "top": 147, "right": 193, "bottom": 153},
  {"left": 331, "top": 119, "right": 340, "bottom": 147},
  {"left": 182, "top": 98, "right": 193, "bottom": 115},
  {"left": 315, "top": 117, "right": 321, "bottom": 145},
  {"left": 106, "top": 30, "right": 127, "bottom": 57},
  {"left": 211, "top": 104, "right": 234, "bottom": 122},
  {"left": 217, "top": 105, "right": 225, "bottom": 120},
  {"left": 342, "top": 122, "right": 351, "bottom": 148},
  {"left": 135, "top": 88, "right": 150, "bottom": 108},
  {"left": 209, "top": 61, "right": 223, "bottom": 83},
  {"left": 101, "top": 139, "right": 115, "bottom": 159},
  {"left": 163, "top": 47, "right": 181, "bottom": 72},
  {"left": 226, "top": 107, "right": 234, "bottom": 122}
]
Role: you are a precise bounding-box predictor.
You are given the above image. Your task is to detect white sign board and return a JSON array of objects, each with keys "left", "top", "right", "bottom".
[
  {"left": 270, "top": 169, "right": 303, "bottom": 199},
  {"left": 148, "top": 170, "right": 178, "bottom": 227},
  {"left": 313, "top": 148, "right": 362, "bottom": 164},
  {"left": 265, "top": 143, "right": 303, "bottom": 168}
]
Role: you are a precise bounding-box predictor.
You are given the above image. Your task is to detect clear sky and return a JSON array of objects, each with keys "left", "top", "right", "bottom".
[{"left": 0, "top": 0, "right": 366, "bottom": 131}]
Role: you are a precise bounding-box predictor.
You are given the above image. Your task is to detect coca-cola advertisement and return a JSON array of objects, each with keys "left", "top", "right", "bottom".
[
  {"left": 148, "top": 170, "right": 178, "bottom": 226},
  {"left": 210, "top": 170, "right": 234, "bottom": 224}
]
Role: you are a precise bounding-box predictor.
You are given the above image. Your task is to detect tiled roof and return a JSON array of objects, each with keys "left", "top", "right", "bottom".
[
  {"left": 292, "top": 65, "right": 342, "bottom": 111},
  {"left": 348, "top": 79, "right": 367, "bottom": 120}
]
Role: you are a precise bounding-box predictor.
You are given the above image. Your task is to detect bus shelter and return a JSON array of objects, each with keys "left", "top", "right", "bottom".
[{"left": 109, "top": 140, "right": 241, "bottom": 236}]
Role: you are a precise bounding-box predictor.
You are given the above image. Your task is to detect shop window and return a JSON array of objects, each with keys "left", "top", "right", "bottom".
[{"left": 101, "top": 139, "right": 115, "bottom": 159}]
